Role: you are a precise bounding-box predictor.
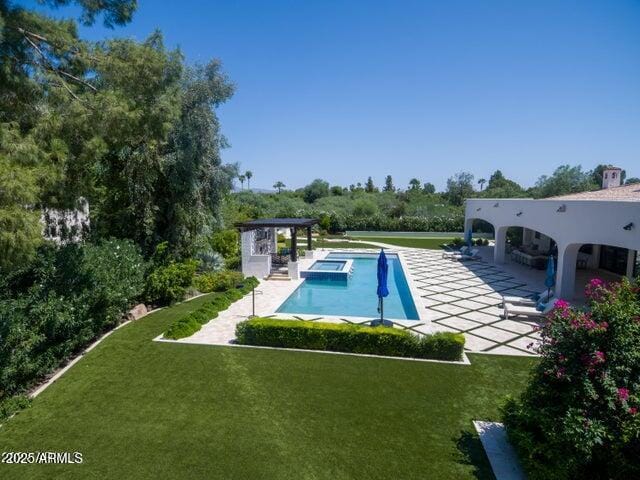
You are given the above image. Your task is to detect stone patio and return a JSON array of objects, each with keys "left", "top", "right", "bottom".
[
  {"left": 401, "top": 248, "right": 542, "bottom": 356},
  {"left": 163, "top": 245, "right": 555, "bottom": 356}
]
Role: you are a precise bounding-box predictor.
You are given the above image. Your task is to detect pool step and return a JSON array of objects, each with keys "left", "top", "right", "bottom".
[
  {"left": 267, "top": 267, "right": 291, "bottom": 281},
  {"left": 267, "top": 272, "right": 291, "bottom": 281}
]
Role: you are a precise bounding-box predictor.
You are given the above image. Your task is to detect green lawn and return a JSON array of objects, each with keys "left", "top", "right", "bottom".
[
  {"left": 0, "top": 294, "right": 536, "bottom": 479},
  {"left": 283, "top": 239, "right": 380, "bottom": 249},
  {"left": 351, "top": 236, "right": 454, "bottom": 249}
]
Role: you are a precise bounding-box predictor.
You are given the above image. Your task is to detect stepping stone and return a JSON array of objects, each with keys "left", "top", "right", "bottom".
[{"left": 473, "top": 421, "right": 526, "bottom": 480}]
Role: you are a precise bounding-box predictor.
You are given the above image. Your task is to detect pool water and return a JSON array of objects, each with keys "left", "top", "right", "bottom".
[
  {"left": 309, "top": 260, "right": 347, "bottom": 271},
  {"left": 277, "top": 253, "right": 419, "bottom": 320}
]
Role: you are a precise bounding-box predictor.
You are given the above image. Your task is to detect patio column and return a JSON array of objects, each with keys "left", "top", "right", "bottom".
[
  {"left": 556, "top": 243, "right": 580, "bottom": 300},
  {"left": 307, "top": 226, "right": 312, "bottom": 250},
  {"left": 290, "top": 227, "right": 297, "bottom": 262},
  {"left": 494, "top": 226, "right": 507, "bottom": 264},
  {"left": 627, "top": 249, "right": 637, "bottom": 279}
]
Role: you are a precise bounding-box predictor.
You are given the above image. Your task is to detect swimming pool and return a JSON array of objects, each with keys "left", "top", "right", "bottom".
[{"left": 277, "top": 252, "right": 420, "bottom": 320}]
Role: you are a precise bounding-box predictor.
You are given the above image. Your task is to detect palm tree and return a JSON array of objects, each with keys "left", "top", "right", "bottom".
[
  {"left": 478, "top": 178, "right": 486, "bottom": 191},
  {"left": 245, "top": 170, "right": 253, "bottom": 190},
  {"left": 273, "top": 181, "right": 286, "bottom": 193},
  {"left": 238, "top": 174, "right": 246, "bottom": 190}
]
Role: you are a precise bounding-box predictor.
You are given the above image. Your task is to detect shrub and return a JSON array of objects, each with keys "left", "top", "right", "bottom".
[
  {"left": 145, "top": 259, "right": 198, "bottom": 305},
  {"left": 193, "top": 270, "right": 245, "bottom": 293},
  {"left": 210, "top": 229, "right": 239, "bottom": 259},
  {"left": 225, "top": 255, "right": 241, "bottom": 271},
  {"left": 163, "top": 276, "right": 259, "bottom": 340},
  {"left": 0, "top": 240, "right": 145, "bottom": 401},
  {"left": 502, "top": 279, "right": 640, "bottom": 479},
  {"left": 195, "top": 248, "right": 224, "bottom": 273},
  {"left": 235, "top": 318, "right": 465, "bottom": 361},
  {"left": 451, "top": 237, "right": 464, "bottom": 247},
  {"left": 0, "top": 395, "right": 31, "bottom": 421}
]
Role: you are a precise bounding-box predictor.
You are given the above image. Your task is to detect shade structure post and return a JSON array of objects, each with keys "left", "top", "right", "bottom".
[
  {"left": 307, "top": 226, "right": 312, "bottom": 250},
  {"left": 290, "top": 227, "right": 297, "bottom": 262}
]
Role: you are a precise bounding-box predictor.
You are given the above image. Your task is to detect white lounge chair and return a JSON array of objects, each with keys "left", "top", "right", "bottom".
[
  {"left": 450, "top": 248, "right": 480, "bottom": 261},
  {"left": 442, "top": 246, "right": 469, "bottom": 259},
  {"left": 500, "top": 290, "right": 553, "bottom": 307},
  {"left": 503, "top": 298, "right": 558, "bottom": 319}
]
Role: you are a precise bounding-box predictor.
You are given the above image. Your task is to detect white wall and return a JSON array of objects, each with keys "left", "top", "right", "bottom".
[{"left": 465, "top": 198, "right": 640, "bottom": 298}]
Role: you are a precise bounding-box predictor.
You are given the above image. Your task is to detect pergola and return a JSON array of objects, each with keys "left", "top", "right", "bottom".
[{"left": 235, "top": 218, "right": 319, "bottom": 262}]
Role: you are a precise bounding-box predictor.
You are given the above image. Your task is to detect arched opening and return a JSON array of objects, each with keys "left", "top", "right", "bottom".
[
  {"left": 493, "top": 225, "right": 558, "bottom": 268},
  {"left": 558, "top": 243, "right": 638, "bottom": 301}
]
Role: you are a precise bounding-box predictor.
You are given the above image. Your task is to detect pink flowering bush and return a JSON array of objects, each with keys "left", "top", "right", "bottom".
[{"left": 503, "top": 278, "right": 640, "bottom": 479}]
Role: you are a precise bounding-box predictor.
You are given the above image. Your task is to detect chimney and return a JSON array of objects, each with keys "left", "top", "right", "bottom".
[{"left": 602, "top": 166, "right": 622, "bottom": 189}]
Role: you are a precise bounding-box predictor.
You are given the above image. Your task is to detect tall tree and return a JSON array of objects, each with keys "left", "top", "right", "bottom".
[
  {"left": 478, "top": 178, "right": 486, "bottom": 191},
  {"left": 0, "top": 124, "right": 53, "bottom": 272},
  {"left": 273, "top": 181, "right": 285, "bottom": 193},
  {"left": 445, "top": 172, "right": 474, "bottom": 206},
  {"left": 423, "top": 182, "right": 436, "bottom": 194},
  {"left": 303, "top": 179, "right": 329, "bottom": 203},
  {"left": 533, "top": 165, "right": 598, "bottom": 198},
  {"left": 408, "top": 178, "right": 421, "bottom": 190},
  {"left": 365, "top": 176, "right": 376, "bottom": 193},
  {"left": 383, "top": 175, "right": 395, "bottom": 192},
  {"left": 245, "top": 170, "right": 253, "bottom": 190},
  {"left": 482, "top": 170, "right": 525, "bottom": 198},
  {"left": 237, "top": 174, "right": 246, "bottom": 190}
]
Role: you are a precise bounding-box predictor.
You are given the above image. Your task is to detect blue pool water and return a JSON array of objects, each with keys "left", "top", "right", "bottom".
[
  {"left": 309, "top": 260, "right": 346, "bottom": 271},
  {"left": 277, "top": 253, "right": 419, "bottom": 320}
]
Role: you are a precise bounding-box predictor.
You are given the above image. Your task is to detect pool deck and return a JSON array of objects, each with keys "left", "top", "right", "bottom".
[{"left": 162, "top": 244, "right": 597, "bottom": 356}]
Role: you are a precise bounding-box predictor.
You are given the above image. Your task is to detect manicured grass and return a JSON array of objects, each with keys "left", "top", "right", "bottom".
[
  {"left": 352, "top": 236, "right": 454, "bottom": 249},
  {"left": 0, "top": 294, "right": 536, "bottom": 479}
]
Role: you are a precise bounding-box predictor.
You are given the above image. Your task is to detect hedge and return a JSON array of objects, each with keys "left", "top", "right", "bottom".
[
  {"left": 164, "top": 276, "right": 259, "bottom": 340},
  {"left": 235, "top": 318, "right": 465, "bottom": 361},
  {"left": 327, "top": 214, "right": 465, "bottom": 234}
]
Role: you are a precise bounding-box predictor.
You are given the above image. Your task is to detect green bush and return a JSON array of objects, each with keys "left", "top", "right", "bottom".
[
  {"left": 235, "top": 318, "right": 465, "bottom": 361},
  {"left": 210, "top": 229, "right": 239, "bottom": 259},
  {"left": 145, "top": 259, "right": 198, "bottom": 305},
  {"left": 503, "top": 279, "right": 640, "bottom": 479},
  {"left": 0, "top": 240, "right": 145, "bottom": 401},
  {"left": 193, "top": 270, "right": 244, "bottom": 293},
  {"left": 451, "top": 237, "right": 464, "bottom": 247},
  {"left": 0, "top": 395, "right": 31, "bottom": 421},
  {"left": 163, "top": 276, "right": 259, "bottom": 340}
]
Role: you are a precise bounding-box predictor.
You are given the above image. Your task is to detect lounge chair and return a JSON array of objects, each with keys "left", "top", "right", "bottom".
[
  {"left": 442, "top": 245, "right": 467, "bottom": 259},
  {"left": 450, "top": 248, "right": 480, "bottom": 261},
  {"left": 500, "top": 289, "right": 553, "bottom": 307},
  {"left": 503, "top": 298, "right": 558, "bottom": 319}
]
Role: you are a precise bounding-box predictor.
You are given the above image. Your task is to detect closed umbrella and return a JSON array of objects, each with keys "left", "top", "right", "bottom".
[
  {"left": 465, "top": 229, "right": 473, "bottom": 251},
  {"left": 544, "top": 255, "right": 556, "bottom": 299},
  {"left": 375, "top": 249, "right": 389, "bottom": 324}
]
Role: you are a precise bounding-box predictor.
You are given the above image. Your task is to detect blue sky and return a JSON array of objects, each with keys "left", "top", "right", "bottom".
[{"left": 25, "top": 0, "right": 640, "bottom": 190}]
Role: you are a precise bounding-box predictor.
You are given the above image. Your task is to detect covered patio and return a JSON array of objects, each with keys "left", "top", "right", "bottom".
[{"left": 235, "top": 217, "right": 319, "bottom": 280}]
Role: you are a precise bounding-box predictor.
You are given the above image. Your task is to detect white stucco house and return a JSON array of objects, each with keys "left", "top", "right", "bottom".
[{"left": 465, "top": 167, "right": 639, "bottom": 299}]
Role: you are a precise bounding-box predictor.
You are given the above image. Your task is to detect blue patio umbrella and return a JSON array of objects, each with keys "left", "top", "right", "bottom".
[
  {"left": 544, "top": 255, "right": 556, "bottom": 299},
  {"left": 464, "top": 229, "right": 473, "bottom": 251},
  {"left": 376, "top": 249, "right": 389, "bottom": 322}
]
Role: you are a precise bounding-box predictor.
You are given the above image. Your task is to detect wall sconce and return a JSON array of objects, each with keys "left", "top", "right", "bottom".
[
  {"left": 493, "top": 202, "right": 499, "bottom": 208},
  {"left": 556, "top": 204, "right": 566, "bottom": 213},
  {"left": 623, "top": 222, "right": 634, "bottom": 231},
  {"left": 516, "top": 211, "right": 523, "bottom": 217},
  {"left": 476, "top": 207, "right": 482, "bottom": 211}
]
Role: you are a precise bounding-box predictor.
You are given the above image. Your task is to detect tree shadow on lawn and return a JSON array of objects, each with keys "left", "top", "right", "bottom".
[{"left": 455, "top": 430, "right": 496, "bottom": 480}]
